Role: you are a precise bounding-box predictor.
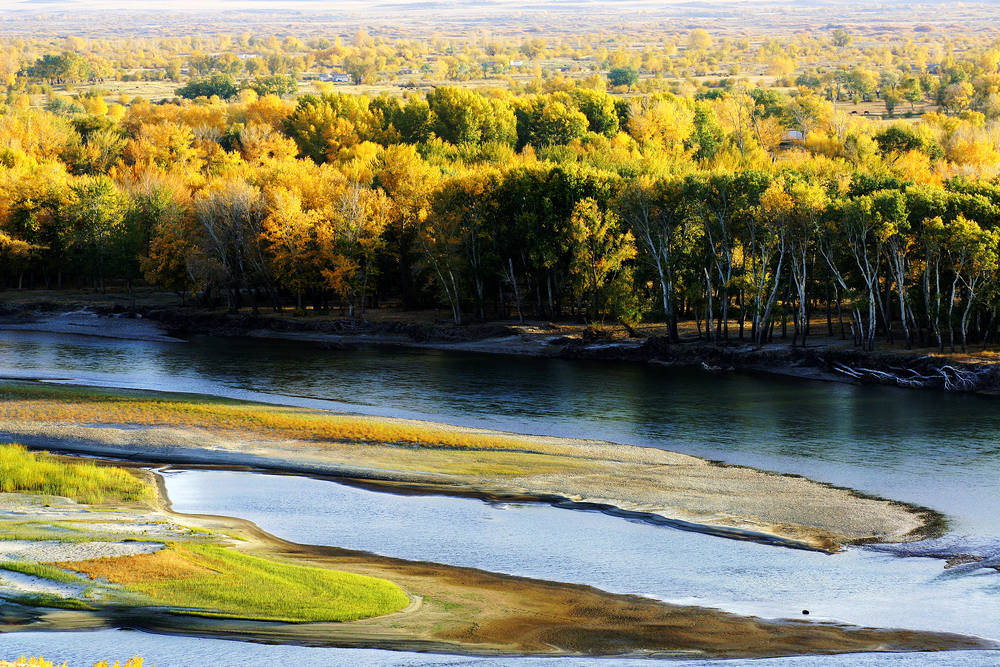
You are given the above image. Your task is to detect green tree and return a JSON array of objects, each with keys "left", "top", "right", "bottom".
[
  {"left": 426, "top": 86, "right": 516, "bottom": 146},
  {"left": 176, "top": 74, "right": 239, "bottom": 100},
  {"left": 25, "top": 52, "right": 92, "bottom": 82},
  {"left": 63, "top": 175, "right": 131, "bottom": 292},
  {"left": 607, "top": 67, "right": 639, "bottom": 90},
  {"left": 247, "top": 74, "right": 298, "bottom": 98},
  {"left": 284, "top": 93, "right": 376, "bottom": 163},
  {"left": 516, "top": 98, "right": 588, "bottom": 149},
  {"left": 568, "top": 198, "right": 637, "bottom": 321},
  {"left": 688, "top": 102, "right": 725, "bottom": 161},
  {"left": 571, "top": 88, "right": 620, "bottom": 137}
]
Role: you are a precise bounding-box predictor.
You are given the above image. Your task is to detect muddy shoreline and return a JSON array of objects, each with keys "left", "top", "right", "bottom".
[{"left": 4, "top": 305, "right": 1000, "bottom": 394}]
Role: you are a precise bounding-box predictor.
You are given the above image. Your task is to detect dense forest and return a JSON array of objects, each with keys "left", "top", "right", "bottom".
[{"left": 5, "top": 20, "right": 1000, "bottom": 352}]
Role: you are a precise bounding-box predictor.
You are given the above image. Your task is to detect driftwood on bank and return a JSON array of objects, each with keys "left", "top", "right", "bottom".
[{"left": 830, "top": 359, "right": 994, "bottom": 391}]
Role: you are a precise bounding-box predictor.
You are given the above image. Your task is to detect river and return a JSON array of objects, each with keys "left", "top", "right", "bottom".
[{"left": 0, "top": 329, "right": 998, "bottom": 665}]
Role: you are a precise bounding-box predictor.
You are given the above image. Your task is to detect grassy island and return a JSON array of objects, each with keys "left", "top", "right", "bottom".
[{"left": 0, "top": 442, "right": 409, "bottom": 623}]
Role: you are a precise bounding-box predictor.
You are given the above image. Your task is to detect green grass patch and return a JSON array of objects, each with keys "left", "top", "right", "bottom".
[
  {"left": 0, "top": 521, "right": 91, "bottom": 542},
  {"left": 2, "top": 593, "right": 94, "bottom": 610},
  {"left": 0, "top": 443, "right": 151, "bottom": 504},
  {"left": 0, "top": 560, "right": 87, "bottom": 584},
  {"left": 131, "top": 544, "right": 409, "bottom": 622}
]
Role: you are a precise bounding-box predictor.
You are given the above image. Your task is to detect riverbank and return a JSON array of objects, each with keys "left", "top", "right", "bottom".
[
  {"left": 0, "top": 451, "right": 991, "bottom": 660},
  {"left": 4, "top": 301, "right": 1000, "bottom": 394},
  {"left": 0, "top": 380, "right": 945, "bottom": 552}
]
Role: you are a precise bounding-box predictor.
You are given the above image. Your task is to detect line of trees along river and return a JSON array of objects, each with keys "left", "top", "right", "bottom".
[{"left": 4, "top": 89, "right": 1000, "bottom": 352}]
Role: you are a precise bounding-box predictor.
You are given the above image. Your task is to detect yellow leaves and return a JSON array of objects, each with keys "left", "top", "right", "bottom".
[
  {"left": 894, "top": 148, "right": 940, "bottom": 185},
  {"left": 945, "top": 128, "right": 1000, "bottom": 166},
  {"left": 802, "top": 132, "right": 842, "bottom": 158},
  {"left": 236, "top": 94, "right": 294, "bottom": 130},
  {"left": 256, "top": 167, "right": 389, "bottom": 301},
  {"left": 754, "top": 115, "right": 785, "bottom": 159},
  {"left": 768, "top": 56, "right": 796, "bottom": 79},
  {"left": 947, "top": 214, "right": 1000, "bottom": 275},
  {"left": 262, "top": 187, "right": 322, "bottom": 294},
  {"left": 9, "top": 657, "right": 67, "bottom": 667},
  {"left": 337, "top": 140, "right": 381, "bottom": 181},
  {"left": 761, "top": 177, "right": 794, "bottom": 218},
  {"left": 569, "top": 198, "right": 637, "bottom": 296},
  {"left": 0, "top": 47, "right": 20, "bottom": 87},
  {"left": 377, "top": 143, "right": 441, "bottom": 227},
  {"left": 0, "top": 109, "right": 76, "bottom": 163},
  {"left": 236, "top": 123, "right": 299, "bottom": 165},
  {"left": 321, "top": 116, "right": 363, "bottom": 161},
  {"left": 627, "top": 96, "right": 695, "bottom": 148},
  {"left": 8, "top": 657, "right": 147, "bottom": 667},
  {"left": 321, "top": 254, "right": 358, "bottom": 295},
  {"left": 80, "top": 95, "right": 109, "bottom": 116},
  {"left": 107, "top": 103, "right": 126, "bottom": 122},
  {"left": 942, "top": 81, "right": 975, "bottom": 113},
  {"left": 789, "top": 178, "right": 827, "bottom": 214},
  {"left": 0, "top": 231, "right": 42, "bottom": 258},
  {"left": 687, "top": 28, "right": 713, "bottom": 51},
  {"left": 123, "top": 101, "right": 227, "bottom": 138},
  {"left": 124, "top": 121, "right": 202, "bottom": 175}
]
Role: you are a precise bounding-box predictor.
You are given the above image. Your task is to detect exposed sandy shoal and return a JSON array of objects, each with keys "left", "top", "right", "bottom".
[
  {"left": 0, "top": 570, "right": 85, "bottom": 599},
  {"left": 0, "top": 541, "right": 162, "bottom": 563},
  {"left": 0, "top": 472, "right": 987, "bottom": 660},
  {"left": 0, "top": 403, "right": 937, "bottom": 552}
]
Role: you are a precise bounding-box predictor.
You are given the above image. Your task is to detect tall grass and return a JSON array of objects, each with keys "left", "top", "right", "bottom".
[
  {"left": 0, "top": 443, "right": 150, "bottom": 504},
  {"left": 0, "top": 560, "right": 87, "bottom": 584},
  {"left": 67, "top": 544, "right": 410, "bottom": 622},
  {"left": 56, "top": 548, "right": 211, "bottom": 585},
  {"left": 0, "top": 383, "right": 542, "bottom": 452}
]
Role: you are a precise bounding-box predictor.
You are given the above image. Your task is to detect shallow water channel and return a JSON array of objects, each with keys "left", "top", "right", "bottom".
[
  {"left": 159, "top": 469, "right": 1000, "bottom": 640},
  {"left": 1, "top": 329, "right": 999, "bottom": 664}
]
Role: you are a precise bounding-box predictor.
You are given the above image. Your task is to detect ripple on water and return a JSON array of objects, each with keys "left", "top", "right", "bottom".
[
  {"left": 161, "top": 470, "right": 1000, "bottom": 641},
  {"left": 1, "top": 630, "right": 999, "bottom": 667}
]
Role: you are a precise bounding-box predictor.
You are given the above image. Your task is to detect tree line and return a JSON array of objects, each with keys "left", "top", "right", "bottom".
[{"left": 3, "top": 85, "right": 1000, "bottom": 352}]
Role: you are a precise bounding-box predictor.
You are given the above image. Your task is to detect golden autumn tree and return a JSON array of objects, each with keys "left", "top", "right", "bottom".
[
  {"left": 568, "top": 197, "right": 637, "bottom": 322},
  {"left": 262, "top": 186, "right": 325, "bottom": 313},
  {"left": 376, "top": 144, "right": 441, "bottom": 307},
  {"left": 320, "top": 180, "right": 390, "bottom": 317}
]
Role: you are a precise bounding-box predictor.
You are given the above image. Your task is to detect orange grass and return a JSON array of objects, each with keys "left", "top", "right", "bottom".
[
  {"left": 54, "top": 549, "right": 213, "bottom": 585},
  {"left": 0, "top": 383, "right": 542, "bottom": 452}
]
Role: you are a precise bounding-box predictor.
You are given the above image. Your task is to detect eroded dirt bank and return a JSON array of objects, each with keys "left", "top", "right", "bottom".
[{"left": 5, "top": 306, "right": 1000, "bottom": 394}]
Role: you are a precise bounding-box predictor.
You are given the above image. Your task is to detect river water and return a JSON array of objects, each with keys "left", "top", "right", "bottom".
[
  {"left": 160, "top": 469, "right": 1000, "bottom": 639},
  {"left": 0, "top": 329, "right": 999, "bottom": 665}
]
